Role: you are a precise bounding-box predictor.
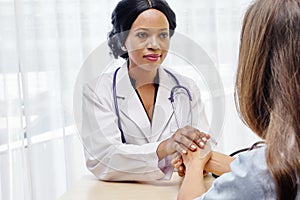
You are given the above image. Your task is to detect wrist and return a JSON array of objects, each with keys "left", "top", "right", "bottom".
[
  {"left": 186, "top": 158, "right": 205, "bottom": 171},
  {"left": 157, "top": 139, "right": 173, "bottom": 160}
]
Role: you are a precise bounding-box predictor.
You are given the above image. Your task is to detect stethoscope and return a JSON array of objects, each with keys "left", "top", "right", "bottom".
[{"left": 113, "top": 66, "right": 193, "bottom": 143}]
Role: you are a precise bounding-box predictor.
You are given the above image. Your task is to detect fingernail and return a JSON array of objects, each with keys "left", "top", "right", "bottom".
[
  {"left": 182, "top": 150, "right": 187, "bottom": 154},
  {"left": 199, "top": 142, "right": 205, "bottom": 147},
  {"left": 190, "top": 144, "right": 196, "bottom": 149},
  {"left": 202, "top": 137, "right": 207, "bottom": 142}
]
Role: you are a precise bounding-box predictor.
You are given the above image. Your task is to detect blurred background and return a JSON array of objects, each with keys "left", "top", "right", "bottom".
[{"left": 0, "top": 0, "right": 260, "bottom": 199}]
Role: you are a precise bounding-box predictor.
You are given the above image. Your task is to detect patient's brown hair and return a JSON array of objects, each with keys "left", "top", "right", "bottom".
[{"left": 235, "top": 0, "right": 300, "bottom": 199}]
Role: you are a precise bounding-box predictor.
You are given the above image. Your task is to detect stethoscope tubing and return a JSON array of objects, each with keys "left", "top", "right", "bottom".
[{"left": 113, "top": 67, "right": 126, "bottom": 143}]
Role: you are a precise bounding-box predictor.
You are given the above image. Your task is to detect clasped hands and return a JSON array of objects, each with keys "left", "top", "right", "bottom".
[{"left": 170, "top": 126, "right": 212, "bottom": 177}]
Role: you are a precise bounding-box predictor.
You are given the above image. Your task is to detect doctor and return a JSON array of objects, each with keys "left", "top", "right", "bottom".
[{"left": 81, "top": 0, "right": 209, "bottom": 181}]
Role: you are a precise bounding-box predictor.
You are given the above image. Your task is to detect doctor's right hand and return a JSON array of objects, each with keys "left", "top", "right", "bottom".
[{"left": 156, "top": 125, "right": 210, "bottom": 160}]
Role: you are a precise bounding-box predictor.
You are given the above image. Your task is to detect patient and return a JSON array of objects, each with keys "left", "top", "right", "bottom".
[{"left": 177, "top": 0, "right": 300, "bottom": 199}]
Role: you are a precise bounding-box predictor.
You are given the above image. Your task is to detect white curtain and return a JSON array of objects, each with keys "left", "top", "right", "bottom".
[
  {"left": 0, "top": 0, "right": 259, "bottom": 199},
  {"left": 167, "top": 0, "right": 260, "bottom": 153}
]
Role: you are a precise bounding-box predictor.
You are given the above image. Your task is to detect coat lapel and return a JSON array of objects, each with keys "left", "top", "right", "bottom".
[
  {"left": 150, "top": 67, "right": 174, "bottom": 142},
  {"left": 116, "top": 63, "right": 151, "bottom": 142}
]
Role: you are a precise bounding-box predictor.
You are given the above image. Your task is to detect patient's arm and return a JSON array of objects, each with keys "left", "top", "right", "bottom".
[
  {"left": 204, "top": 151, "right": 235, "bottom": 176},
  {"left": 177, "top": 145, "right": 212, "bottom": 200},
  {"left": 172, "top": 151, "right": 235, "bottom": 177}
]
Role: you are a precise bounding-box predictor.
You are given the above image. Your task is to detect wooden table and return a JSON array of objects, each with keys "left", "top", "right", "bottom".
[{"left": 58, "top": 173, "right": 215, "bottom": 200}]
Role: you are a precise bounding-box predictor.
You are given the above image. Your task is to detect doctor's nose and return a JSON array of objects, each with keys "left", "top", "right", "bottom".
[{"left": 147, "top": 36, "right": 160, "bottom": 50}]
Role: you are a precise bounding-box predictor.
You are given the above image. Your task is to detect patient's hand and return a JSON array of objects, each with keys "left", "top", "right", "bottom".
[
  {"left": 176, "top": 140, "right": 212, "bottom": 200},
  {"left": 172, "top": 134, "right": 210, "bottom": 176},
  {"left": 172, "top": 152, "right": 185, "bottom": 176},
  {"left": 183, "top": 142, "right": 212, "bottom": 170}
]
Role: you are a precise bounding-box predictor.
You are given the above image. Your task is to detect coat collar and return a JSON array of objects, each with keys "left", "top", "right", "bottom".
[{"left": 115, "top": 62, "right": 175, "bottom": 142}]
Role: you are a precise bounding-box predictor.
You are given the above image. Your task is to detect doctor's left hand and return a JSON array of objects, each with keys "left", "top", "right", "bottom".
[{"left": 156, "top": 125, "right": 210, "bottom": 160}]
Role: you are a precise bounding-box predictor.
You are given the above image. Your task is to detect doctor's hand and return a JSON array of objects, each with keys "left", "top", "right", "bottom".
[{"left": 156, "top": 126, "right": 210, "bottom": 161}]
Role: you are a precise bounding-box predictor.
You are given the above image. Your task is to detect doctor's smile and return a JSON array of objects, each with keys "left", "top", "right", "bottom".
[{"left": 143, "top": 53, "right": 161, "bottom": 62}]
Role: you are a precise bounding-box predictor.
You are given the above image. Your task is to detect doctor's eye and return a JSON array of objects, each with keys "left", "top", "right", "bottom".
[
  {"left": 136, "top": 32, "right": 148, "bottom": 39},
  {"left": 159, "top": 32, "right": 169, "bottom": 39}
]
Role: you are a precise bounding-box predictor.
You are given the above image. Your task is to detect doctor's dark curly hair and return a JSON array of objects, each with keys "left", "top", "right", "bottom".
[{"left": 107, "top": 0, "right": 176, "bottom": 59}]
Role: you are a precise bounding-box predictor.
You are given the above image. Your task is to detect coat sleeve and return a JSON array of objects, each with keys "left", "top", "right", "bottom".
[{"left": 81, "top": 76, "right": 168, "bottom": 181}]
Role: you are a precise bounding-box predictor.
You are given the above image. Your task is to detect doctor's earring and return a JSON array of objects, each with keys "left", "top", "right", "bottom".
[{"left": 121, "top": 46, "right": 127, "bottom": 52}]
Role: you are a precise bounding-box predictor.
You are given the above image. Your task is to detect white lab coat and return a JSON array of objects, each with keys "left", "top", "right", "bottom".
[{"left": 81, "top": 62, "right": 209, "bottom": 181}]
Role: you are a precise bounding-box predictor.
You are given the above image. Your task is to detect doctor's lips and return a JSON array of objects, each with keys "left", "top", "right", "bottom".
[{"left": 144, "top": 54, "right": 161, "bottom": 62}]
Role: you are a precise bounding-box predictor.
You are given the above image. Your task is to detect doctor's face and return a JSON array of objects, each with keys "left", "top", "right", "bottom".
[{"left": 124, "top": 9, "right": 170, "bottom": 72}]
